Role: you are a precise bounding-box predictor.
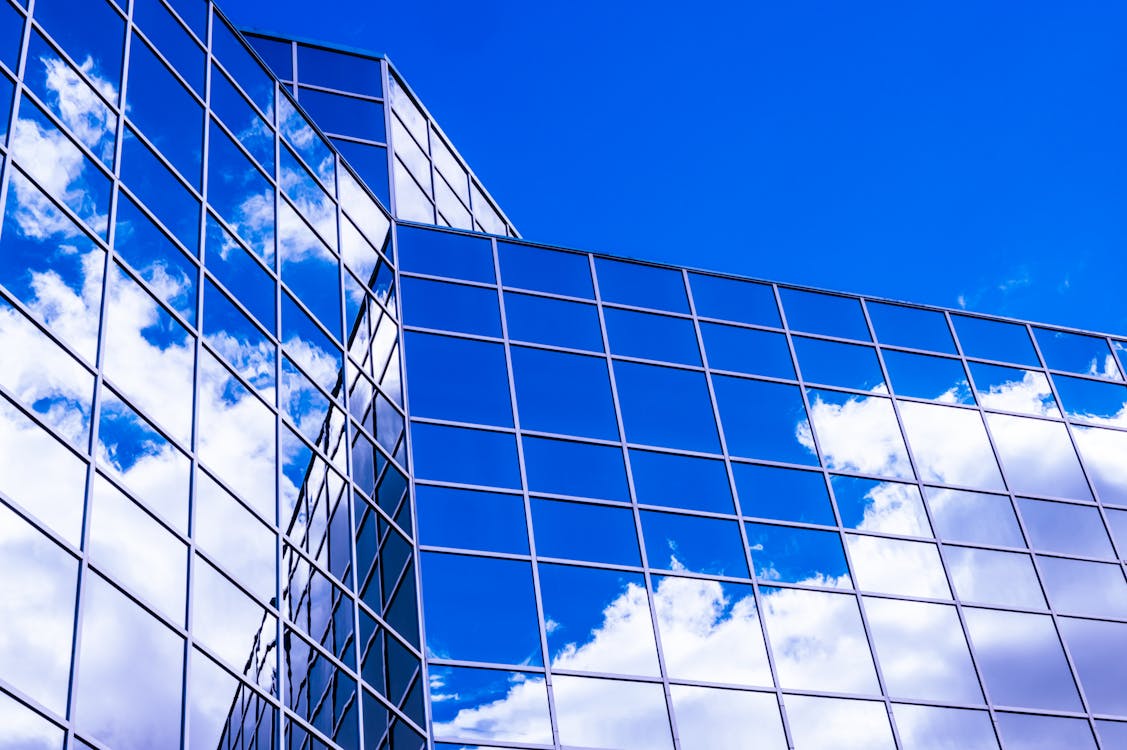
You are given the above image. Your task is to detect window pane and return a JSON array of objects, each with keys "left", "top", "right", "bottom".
[
  {"left": 552, "top": 676, "right": 673, "bottom": 750},
  {"left": 498, "top": 242, "right": 593, "bottom": 298},
  {"left": 398, "top": 226, "right": 494, "bottom": 283},
  {"left": 1018, "top": 497, "right": 1114, "bottom": 558},
  {"left": 410, "top": 423, "right": 520, "bottom": 489},
  {"left": 806, "top": 390, "right": 912, "bottom": 479},
  {"left": 784, "top": 696, "right": 895, "bottom": 750},
  {"left": 1057, "top": 617, "right": 1127, "bottom": 716},
  {"left": 278, "top": 200, "right": 341, "bottom": 338},
  {"left": 883, "top": 350, "right": 973, "bottom": 403},
  {"left": 115, "top": 193, "right": 197, "bottom": 324},
  {"left": 954, "top": 315, "right": 1039, "bottom": 366},
  {"left": 1053, "top": 374, "right": 1127, "bottom": 425},
  {"left": 745, "top": 523, "right": 850, "bottom": 587},
  {"left": 299, "top": 88, "right": 384, "bottom": 141},
  {"left": 595, "top": 257, "right": 687, "bottom": 313},
  {"left": 1035, "top": 327, "right": 1121, "bottom": 379},
  {"left": 511, "top": 347, "right": 618, "bottom": 440},
  {"left": 700, "top": 323, "right": 794, "bottom": 379},
  {"left": 780, "top": 288, "right": 869, "bottom": 341},
  {"left": 416, "top": 485, "right": 527, "bottom": 554},
  {"left": 943, "top": 546, "right": 1045, "bottom": 609},
  {"left": 404, "top": 332, "right": 512, "bottom": 427},
  {"left": 831, "top": 477, "right": 931, "bottom": 536},
  {"left": 640, "top": 510, "right": 747, "bottom": 577},
  {"left": 614, "top": 362, "right": 719, "bottom": 452},
  {"left": 297, "top": 45, "right": 381, "bottom": 95},
  {"left": 713, "top": 376, "right": 817, "bottom": 465},
  {"left": 1073, "top": 425, "right": 1127, "bottom": 506},
  {"left": 670, "top": 685, "right": 786, "bottom": 750},
  {"left": 400, "top": 277, "right": 501, "bottom": 337},
  {"left": 924, "top": 487, "right": 1025, "bottom": 547},
  {"left": 523, "top": 436, "right": 630, "bottom": 502},
  {"left": 126, "top": 35, "right": 202, "bottom": 187},
  {"left": 689, "top": 273, "right": 780, "bottom": 328},
  {"left": 970, "top": 362, "right": 1059, "bottom": 417},
  {"left": 428, "top": 666, "right": 552, "bottom": 745},
  {"left": 735, "top": 463, "right": 834, "bottom": 525},
  {"left": 532, "top": 500, "right": 640, "bottom": 566},
  {"left": 867, "top": 302, "right": 956, "bottom": 354},
  {"left": 794, "top": 337, "right": 885, "bottom": 391},
  {"left": 987, "top": 413, "right": 1091, "bottom": 500},
  {"left": 503, "top": 292, "right": 602, "bottom": 352},
  {"left": 629, "top": 449, "right": 734, "bottom": 514},
  {"left": 898, "top": 401, "right": 1005, "bottom": 490},
  {"left": 892, "top": 705, "right": 998, "bottom": 750},
  {"left": 1038, "top": 557, "right": 1127, "bottom": 619},
  {"left": 194, "top": 470, "right": 276, "bottom": 603},
  {"left": 605, "top": 308, "right": 700, "bottom": 366},
  {"left": 846, "top": 535, "right": 950, "bottom": 598},
  {"left": 996, "top": 712, "right": 1096, "bottom": 750}
]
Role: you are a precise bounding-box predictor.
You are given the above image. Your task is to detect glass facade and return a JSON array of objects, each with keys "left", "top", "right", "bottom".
[{"left": 1, "top": 1, "right": 1127, "bottom": 749}]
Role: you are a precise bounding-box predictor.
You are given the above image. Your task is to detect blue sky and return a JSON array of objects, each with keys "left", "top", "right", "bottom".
[{"left": 222, "top": 0, "right": 1127, "bottom": 335}]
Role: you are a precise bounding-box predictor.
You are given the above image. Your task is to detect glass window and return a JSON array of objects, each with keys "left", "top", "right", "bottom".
[
  {"left": 0, "top": 501, "right": 78, "bottom": 715},
  {"left": 987, "top": 413, "right": 1091, "bottom": 500},
  {"left": 503, "top": 292, "right": 603, "bottom": 352},
  {"left": 400, "top": 277, "right": 501, "bottom": 337},
  {"left": 210, "top": 63, "right": 274, "bottom": 174},
  {"left": 1106, "top": 508, "right": 1127, "bottom": 559},
  {"left": 713, "top": 376, "right": 817, "bottom": 465},
  {"left": 299, "top": 87, "right": 385, "bottom": 141},
  {"left": 398, "top": 226, "right": 494, "bottom": 283},
  {"left": 670, "top": 685, "right": 787, "bottom": 750},
  {"left": 652, "top": 576, "right": 772, "bottom": 686},
  {"left": 212, "top": 17, "right": 274, "bottom": 118},
  {"left": 245, "top": 33, "right": 292, "bottom": 79},
  {"left": 785, "top": 696, "right": 894, "bottom": 750},
  {"left": 970, "top": 362, "right": 1059, "bottom": 417},
  {"left": 32, "top": 0, "right": 124, "bottom": 105},
  {"left": 511, "top": 347, "right": 617, "bottom": 440},
  {"left": 595, "top": 257, "right": 687, "bottom": 313},
  {"left": 614, "top": 362, "right": 719, "bottom": 452},
  {"left": 1057, "top": 617, "right": 1127, "bottom": 716},
  {"left": 863, "top": 598, "right": 982, "bottom": 703},
  {"left": 411, "top": 423, "right": 520, "bottom": 489},
  {"left": 735, "top": 463, "right": 834, "bottom": 525},
  {"left": 847, "top": 535, "right": 950, "bottom": 598},
  {"left": 925, "top": 487, "right": 1024, "bottom": 546},
  {"left": 806, "top": 390, "right": 913, "bottom": 479},
  {"left": 126, "top": 35, "right": 202, "bottom": 187},
  {"left": 953, "top": 315, "right": 1040, "bottom": 367},
  {"left": 333, "top": 139, "right": 390, "bottom": 209},
  {"left": 760, "top": 587, "right": 881, "bottom": 693},
  {"left": 523, "top": 436, "right": 630, "bottom": 502},
  {"left": 115, "top": 193, "right": 197, "bottom": 324},
  {"left": 0, "top": 687, "right": 65, "bottom": 749},
  {"left": 73, "top": 573, "right": 184, "bottom": 749},
  {"left": 604, "top": 308, "right": 700, "bottom": 366},
  {"left": 202, "top": 277, "right": 275, "bottom": 394},
  {"left": 1072, "top": 425, "right": 1127, "bottom": 506},
  {"left": 404, "top": 332, "right": 512, "bottom": 427},
  {"left": 1018, "top": 497, "right": 1113, "bottom": 558},
  {"left": 700, "top": 323, "right": 794, "bottom": 379},
  {"left": 416, "top": 485, "right": 527, "bottom": 554},
  {"left": 532, "top": 500, "right": 640, "bottom": 565},
  {"left": 553, "top": 675, "right": 673, "bottom": 750},
  {"left": 539, "top": 564, "right": 659, "bottom": 676},
  {"left": 194, "top": 470, "right": 276, "bottom": 603},
  {"left": 779, "top": 288, "right": 870, "bottom": 341},
  {"left": 191, "top": 558, "right": 276, "bottom": 690},
  {"left": 1035, "top": 327, "right": 1121, "bottom": 379},
  {"left": 943, "top": 546, "right": 1045, "bottom": 609},
  {"left": 831, "top": 477, "right": 931, "bottom": 536},
  {"left": 893, "top": 705, "right": 998, "bottom": 750},
  {"left": 745, "top": 523, "right": 850, "bottom": 587},
  {"left": 278, "top": 95, "right": 334, "bottom": 191},
  {"left": 0, "top": 2, "right": 20, "bottom": 73},
  {"left": 421, "top": 552, "right": 541, "bottom": 666},
  {"left": 393, "top": 157, "right": 434, "bottom": 223},
  {"left": 297, "top": 45, "right": 382, "bottom": 96},
  {"left": 133, "top": 0, "right": 203, "bottom": 93},
  {"left": 996, "top": 712, "right": 1097, "bottom": 750},
  {"left": 1098, "top": 722, "right": 1127, "bottom": 748},
  {"left": 428, "top": 666, "right": 552, "bottom": 746},
  {"left": 867, "top": 302, "right": 956, "bottom": 354},
  {"left": 278, "top": 200, "right": 341, "bottom": 338},
  {"left": 640, "top": 510, "right": 748, "bottom": 577},
  {"left": 882, "top": 350, "right": 973, "bottom": 403},
  {"left": 688, "top": 273, "right": 780, "bottom": 327},
  {"left": 204, "top": 214, "right": 274, "bottom": 329},
  {"left": 1053, "top": 374, "right": 1127, "bottom": 425},
  {"left": 793, "top": 337, "right": 885, "bottom": 391},
  {"left": 1039, "top": 557, "right": 1127, "bottom": 619},
  {"left": 498, "top": 242, "right": 593, "bottom": 298},
  {"left": 897, "top": 401, "right": 1005, "bottom": 490},
  {"left": 121, "top": 126, "right": 198, "bottom": 251},
  {"left": 629, "top": 449, "right": 733, "bottom": 514},
  {"left": 962, "top": 608, "right": 1081, "bottom": 711}
]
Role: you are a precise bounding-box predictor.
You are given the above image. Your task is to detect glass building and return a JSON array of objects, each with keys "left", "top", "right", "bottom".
[{"left": 1, "top": 2, "right": 1126, "bottom": 749}]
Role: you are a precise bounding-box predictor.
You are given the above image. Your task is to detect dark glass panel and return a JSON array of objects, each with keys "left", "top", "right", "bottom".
[
  {"left": 126, "top": 34, "right": 202, "bottom": 187},
  {"left": 604, "top": 307, "right": 700, "bottom": 365},
  {"left": 32, "top": 0, "right": 124, "bottom": 104},
  {"left": 640, "top": 509, "right": 748, "bottom": 576},
  {"left": 1053, "top": 374, "right": 1127, "bottom": 425},
  {"left": 133, "top": 0, "right": 203, "bottom": 93},
  {"left": 953, "top": 314, "right": 1040, "bottom": 367},
  {"left": 332, "top": 138, "right": 390, "bottom": 208},
  {"left": 398, "top": 226, "right": 494, "bottom": 283},
  {"left": 400, "top": 276, "right": 501, "bottom": 337},
  {"left": 700, "top": 323, "right": 794, "bottom": 379},
  {"left": 115, "top": 193, "right": 196, "bottom": 323},
  {"left": 522, "top": 436, "right": 630, "bottom": 502},
  {"left": 867, "top": 302, "right": 956, "bottom": 354},
  {"left": 629, "top": 449, "right": 733, "bottom": 514},
  {"left": 779, "top": 288, "right": 869, "bottom": 341},
  {"left": 614, "top": 361, "right": 719, "bottom": 452},
  {"left": 688, "top": 273, "right": 780, "bottom": 327},
  {"left": 532, "top": 500, "right": 641, "bottom": 566},
  {"left": 404, "top": 332, "right": 512, "bottom": 427},
  {"left": 504, "top": 292, "right": 603, "bottom": 352},
  {"left": 410, "top": 423, "right": 520, "bottom": 489},
  {"left": 793, "top": 336, "right": 885, "bottom": 391},
  {"left": 210, "top": 62, "right": 274, "bottom": 174},
  {"left": 498, "top": 241, "right": 594, "bottom": 298},
  {"left": 511, "top": 347, "right": 618, "bottom": 440},
  {"left": 246, "top": 34, "right": 292, "bottom": 80},
  {"left": 882, "top": 350, "right": 973, "bottom": 403},
  {"left": 735, "top": 463, "right": 834, "bottom": 525},
  {"left": 713, "top": 376, "right": 817, "bottom": 465},
  {"left": 300, "top": 87, "right": 385, "bottom": 141},
  {"left": 595, "top": 257, "right": 688, "bottom": 313},
  {"left": 416, "top": 485, "right": 527, "bottom": 554},
  {"left": 1035, "top": 327, "right": 1121, "bottom": 379},
  {"left": 121, "top": 127, "right": 199, "bottom": 253},
  {"left": 746, "top": 522, "right": 850, "bottom": 587},
  {"left": 297, "top": 44, "right": 382, "bottom": 96}
]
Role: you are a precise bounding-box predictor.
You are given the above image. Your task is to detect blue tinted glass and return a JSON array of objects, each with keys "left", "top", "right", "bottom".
[
  {"left": 204, "top": 214, "right": 274, "bottom": 329},
  {"left": 1054, "top": 375, "right": 1127, "bottom": 423},
  {"left": 280, "top": 292, "right": 341, "bottom": 395},
  {"left": 953, "top": 315, "right": 1040, "bottom": 366},
  {"left": 511, "top": 347, "right": 618, "bottom": 440},
  {"left": 523, "top": 437, "right": 630, "bottom": 502},
  {"left": 498, "top": 242, "right": 593, "bottom": 298},
  {"left": 641, "top": 510, "right": 748, "bottom": 576},
  {"left": 210, "top": 63, "right": 274, "bottom": 174},
  {"left": 207, "top": 120, "right": 275, "bottom": 265},
  {"left": 1058, "top": 617, "right": 1127, "bottom": 716},
  {"left": 32, "top": 0, "right": 124, "bottom": 104},
  {"left": 278, "top": 202, "right": 341, "bottom": 337},
  {"left": 421, "top": 552, "right": 541, "bottom": 666},
  {"left": 202, "top": 278, "right": 275, "bottom": 393},
  {"left": 121, "top": 127, "right": 199, "bottom": 253},
  {"left": 1035, "top": 328, "right": 1121, "bottom": 379},
  {"left": 595, "top": 258, "right": 688, "bottom": 313},
  {"left": 780, "top": 288, "right": 870, "bottom": 341},
  {"left": 410, "top": 423, "right": 520, "bottom": 489},
  {"left": 400, "top": 277, "right": 501, "bottom": 337},
  {"left": 713, "top": 376, "right": 817, "bottom": 466},
  {"left": 404, "top": 332, "right": 512, "bottom": 427},
  {"left": 700, "top": 323, "right": 794, "bottom": 379},
  {"left": 427, "top": 666, "right": 551, "bottom": 745},
  {"left": 1018, "top": 498, "right": 1114, "bottom": 558},
  {"left": 867, "top": 302, "right": 955, "bottom": 354},
  {"left": 416, "top": 485, "right": 527, "bottom": 554},
  {"left": 882, "top": 350, "right": 973, "bottom": 403},
  {"left": 115, "top": 193, "right": 197, "bottom": 324},
  {"left": 246, "top": 35, "right": 292, "bottom": 80},
  {"left": 832, "top": 477, "right": 931, "bottom": 536},
  {"left": 733, "top": 463, "right": 834, "bottom": 525},
  {"left": 745, "top": 523, "right": 850, "bottom": 587},
  {"left": 398, "top": 226, "right": 494, "bottom": 283},
  {"left": 968, "top": 361, "right": 1059, "bottom": 417},
  {"left": 924, "top": 487, "right": 1025, "bottom": 547},
  {"left": 996, "top": 712, "right": 1096, "bottom": 750},
  {"left": 604, "top": 308, "right": 700, "bottom": 365},
  {"left": 629, "top": 450, "right": 734, "bottom": 514},
  {"left": 0, "top": 71, "right": 12, "bottom": 139},
  {"left": 126, "top": 36, "right": 202, "bottom": 187},
  {"left": 532, "top": 500, "right": 641, "bottom": 565},
  {"left": 689, "top": 273, "right": 780, "bottom": 327},
  {"left": 332, "top": 139, "right": 390, "bottom": 208},
  {"left": 300, "top": 88, "right": 385, "bottom": 141},
  {"left": 0, "top": 1, "right": 22, "bottom": 72},
  {"left": 212, "top": 17, "right": 274, "bottom": 119},
  {"left": 297, "top": 45, "right": 382, "bottom": 96},
  {"left": 278, "top": 94, "right": 334, "bottom": 190},
  {"left": 504, "top": 292, "right": 603, "bottom": 352},
  {"left": 614, "top": 362, "right": 719, "bottom": 452},
  {"left": 793, "top": 337, "right": 885, "bottom": 391},
  {"left": 133, "top": 0, "right": 203, "bottom": 93}
]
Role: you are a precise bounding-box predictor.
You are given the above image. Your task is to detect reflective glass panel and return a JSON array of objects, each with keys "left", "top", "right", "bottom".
[
  {"left": 0, "top": 686, "right": 65, "bottom": 750},
  {"left": 114, "top": 193, "right": 197, "bottom": 324},
  {"left": 539, "top": 564, "right": 659, "bottom": 676},
  {"left": 892, "top": 705, "right": 999, "bottom": 750},
  {"left": 297, "top": 45, "right": 381, "bottom": 95},
  {"left": 1018, "top": 497, "right": 1113, "bottom": 557},
  {"left": 398, "top": 226, "right": 494, "bottom": 283},
  {"left": 1038, "top": 556, "right": 1127, "bottom": 619},
  {"left": 953, "top": 315, "right": 1040, "bottom": 367},
  {"left": 944, "top": 546, "right": 1045, "bottom": 608},
  {"left": 523, "top": 436, "right": 630, "bottom": 502},
  {"left": 410, "top": 423, "right": 520, "bottom": 489},
  {"left": 121, "top": 126, "right": 198, "bottom": 252},
  {"left": 503, "top": 292, "right": 602, "bottom": 352},
  {"left": 867, "top": 302, "right": 956, "bottom": 354},
  {"left": 640, "top": 510, "right": 748, "bottom": 576},
  {"left": 193, "top": 470, "right": 276, "bottom": 603},
  {"left": 832, "top": 476, "right": 931, "bottom": 536},
  {"left": 672, "top": 686, "right": 786, "bottom": 750},
  {"left": 404, "top": 332, "right": 512, "bottom": 427},
  {"left": 1035, "top": 327, "right": 1121, "bottom": 379},
  {"left": 745, "top": 522, "right": 850, "bottom": 587},
  {"left": 427, "top": 666, "right": 552, "bottom": 745},
  {"left": 32, "top": 0, "right": 124, "bottom": 104},
  {"left": 192, "top": 558, "right": 276, "bottom": 691},
  {"left": 1053, "top": 374, "right": 1127, "bottom": 425},
  {"left": 210, "top": 63, "right": 274, "bottom": 174},
  {"left": 996, "top": 712, "right": 1096, "bottom": 750},
  {"left": 629, "top": 449, "right": 734, "bottom": 514},
  {"left": 688, "top": 273, "right": 780, "bottom": 327},
  {"left": 212, "top": 17, "right": 274, "bottom": 118},
  {"left": 278, "top": 200, "right": 341, "bottom": 337},
  {"left": 614, "top": 362, "right": 719, "bottom": 452},
  {"left": 925, "top": 487, "right": 1024, "bottom": 546},
  {"left": 299, "top": 87, "right": 384, "bottom": 141},
  {"left": 421, "top": 552, "right": 541, "bottom": 666},
  {"left": 784, "top": 695, "right": 895, "bottom": 750},
  {"left": 970, "top": 362, "right": 1058, "bottom": 417},
  {"left": 652, "top": 576, "right": 773, "bottom": 686},
  {"left": 416, "top": 485, "right": 528, "bottom": 554},
  {"left": 987, "top": 413, "right": 1090, "bottom": 500},
  {"left": 498, "top": 242, "right": 594, "bottom": 298},
  {"left": 1098, "top": 722, "right": 1127, "bottom": 749},
  {"left": 1072, "top": 425, "right": 1127, "bottom": 506},
  {"left": 400, "top": 277, "right": 501, "bottom": 337},
  {"left": 713, "top": 376, "right": 817, "bottom": 465},
  {"left": 883, "top": 350, "right": 974, "bottom": 403},
  {"left": 204, "top": 214, "right": 273, "bottom": 329},
  {"left": 594, "top": 257, "right": 687, "bottom": 313},
  {"left": 202, "top": 278, "right": 275, "bottom": 393},
  {"left": 1057, "top": 617, "right": 1127, "bottom": 716},
  {"left": 1107, "top": 508, "right": 1127, "bottom": 559},
  {"left": 700, "top": 323, "right": 794, "bottom": 379},
  {"left": 847, "top": 535, "right": 950, "bottom": 598},
  {"left": 126, "top": 35, "right": 202, "bottom": 186},
  {"left": 532, "top": 499, "right": 640, "bottom": 565},
  {"left": 553, "top": 675, "right": 673, "bottom": 750},
  {"left": 511, "top": 347, "right": 617, "bottom": 440},
  {"left": 794, "top": 337, "right": 885, "bottom": 390},
  {"left": 779, "top": 288, "right": 869, "bottom": 341},
  {"left": 604, "top": 308, "right": 700, "bottom": 365},
  {"left": 735, "top": 463, "right": 834, "bottom": 525},
  {"left": 806, "top": 389, "right": 912, "bottom": 478},
  {"left": 898, "top": 401, "right": 1005, "bottom": 490}
]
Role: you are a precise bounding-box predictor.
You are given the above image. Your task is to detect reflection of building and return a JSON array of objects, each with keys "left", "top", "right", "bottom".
[{"left": 1, "top": 2, "right": 1127, "bottom": 750}]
